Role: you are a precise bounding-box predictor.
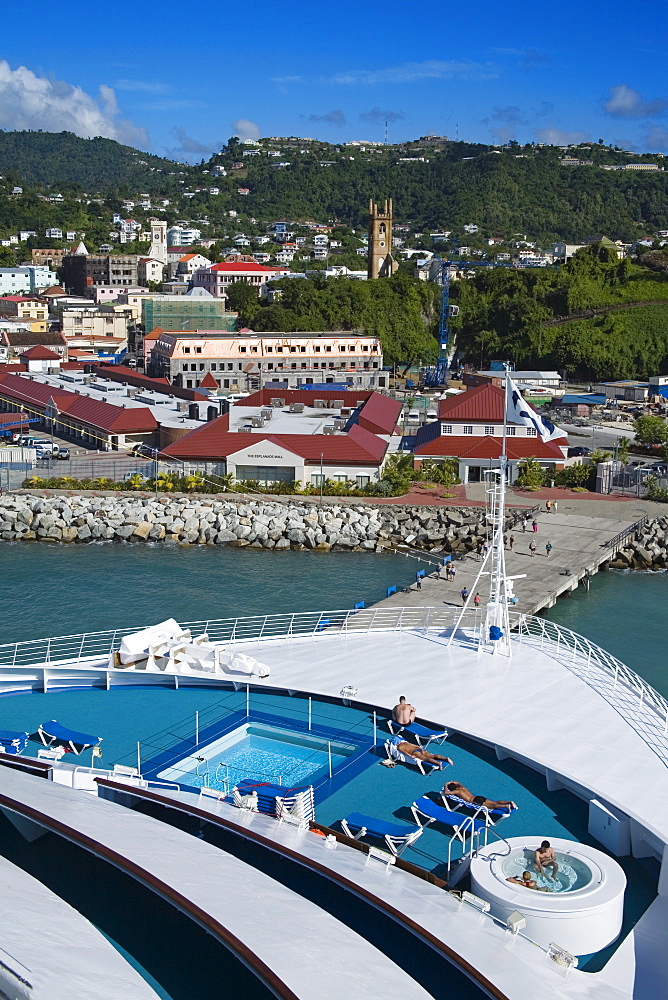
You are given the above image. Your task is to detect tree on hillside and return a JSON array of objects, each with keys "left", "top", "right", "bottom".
[{"left": 225, "top": 281, "right": 262, "bottom": 325}]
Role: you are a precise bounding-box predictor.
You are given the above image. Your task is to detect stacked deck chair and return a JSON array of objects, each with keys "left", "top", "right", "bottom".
[{"left": 0, "top": 730, "right": 29, "bottom": 755}]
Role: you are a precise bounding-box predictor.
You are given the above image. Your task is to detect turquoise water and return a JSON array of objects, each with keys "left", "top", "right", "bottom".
[
  {"left": 0, "top": 541, "right": 665, "bottom": 694},
  {"left": 545, "top": 569, "right": 668, "bottom": 698},
  {"left": 0, "top": 542, "right": 430, "bottom": 642}
]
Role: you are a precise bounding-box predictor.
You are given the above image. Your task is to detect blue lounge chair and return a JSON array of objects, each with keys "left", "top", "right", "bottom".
[
  {"left": 384, "top": 735, "right": 448, "bottom": 775},
  {"left": 340, "top": 812, "right": 423, "bottom": 856},
  {"left": 387, "top": 720, "right": 448, "bottom": 747},
  {"left": 37, "top": 721, "right": 102, "bottom": 755},
  {"left": 0, "top": 730, "right": 29, "bottom": 755},
  {"left": 441, "top": 791, "right": 517, "bottom": 826},
  {"left": 411, "top": 795, "right": 485, "bottom": 836}
]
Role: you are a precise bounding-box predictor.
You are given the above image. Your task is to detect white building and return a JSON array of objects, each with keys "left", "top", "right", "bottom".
[
  {"left": 0, "top": 267, "right": 57, "bottom": 294},
  {"left": 167, "top": 226, "right": 202, "bottom": 247}
]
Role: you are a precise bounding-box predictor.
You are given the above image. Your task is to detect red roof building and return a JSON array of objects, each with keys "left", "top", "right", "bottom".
[
  {"left": 0, "top": 373, "right": 157, "bottom": 449},
  {"left": 192, "top": 261, "right": 290, "bottom": 297},
  {"left": 414, "top": 383, "right": 567, "bottom": 483},
  {"left": 161, "top": 391, "right": 395, "bottom": 486}
]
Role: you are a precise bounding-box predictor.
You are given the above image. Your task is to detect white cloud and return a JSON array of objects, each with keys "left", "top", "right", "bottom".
[
  {"left": 231, "top": 118, "right": 261, "bottom": 140},
  {"left": 271, "top": 75, "right": 303, "bottom": 85},
  {"left": 603, "top": 84, "right": 667, "bottom": 119},
  {"left": 0, "top": 60, "right": 148, "bottom": 147},
  {"left": 114, "top": 79, "right": 168, "bottom": 93},
  {"left": 323, "top": 59, "right": 496, "bottom": 86},
  {"left": 536, "top": 127, "right": 590, "bottom": 145}
]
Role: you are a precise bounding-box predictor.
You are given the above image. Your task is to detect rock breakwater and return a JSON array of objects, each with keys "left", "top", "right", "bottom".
[
  {"left": 0, "top": 493, "right": 498, "bottom": 553},
  {"left": 609, "top": 517, "right": 668, "bottom": 571}
]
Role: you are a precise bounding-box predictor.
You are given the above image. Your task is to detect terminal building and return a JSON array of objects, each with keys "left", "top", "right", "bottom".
[{"left": 161, "top": 388, "right": 401, "bottom": 487}]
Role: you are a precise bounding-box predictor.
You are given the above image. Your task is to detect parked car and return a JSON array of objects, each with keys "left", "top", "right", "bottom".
[
  {"left": 56, "top": 447, "right": 70, "bottom": 460},
  {"left": 649, "top": 462, "right": 668, "bottom": 474},
  {"left": 567, "top": 446, "right": 592, "bottom": 457},
  {"left": 123, "top": 471, "right": 148, "bottom": 483}
]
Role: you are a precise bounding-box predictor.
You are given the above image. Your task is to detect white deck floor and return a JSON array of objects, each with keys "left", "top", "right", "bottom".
[
  {"left": 0, "top": 853, "right": 161, "bottom": 1000},
  {"left": 0, "top": 766, "right": 433, "bottom": 1000}
]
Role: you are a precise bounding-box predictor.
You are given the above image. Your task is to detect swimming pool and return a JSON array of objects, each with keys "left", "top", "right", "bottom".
[{"left": 158, "top": 723, "right": 358, "bottom": 792}]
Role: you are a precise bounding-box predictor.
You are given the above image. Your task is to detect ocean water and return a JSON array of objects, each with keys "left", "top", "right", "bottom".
[
  {"left": 544, "top": 569, "right": 668, "bottom": 698},
  {"left": 0, "top": 542, "right": 431, "bottom": 641},
  {"left": 0, "top": 541, "right": 665, "bottom": 695}
]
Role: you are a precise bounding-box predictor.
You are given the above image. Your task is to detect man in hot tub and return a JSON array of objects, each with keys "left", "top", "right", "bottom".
[{"left": 534, "top": 840, "right": 559, "bottom": 880}]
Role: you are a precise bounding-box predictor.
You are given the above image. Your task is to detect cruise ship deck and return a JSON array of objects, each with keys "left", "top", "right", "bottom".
[{"left": 0, "top": 608, "right": 666, "bottom": 999}]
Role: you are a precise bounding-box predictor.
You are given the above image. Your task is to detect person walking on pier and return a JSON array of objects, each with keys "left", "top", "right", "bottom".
[
  {"left": 460, "top": 586, "right": 469, "bottom": 605},
  {"left": 474, "top": 593, "right": 481, "bottom": 608},
  {"left": 553, "top": 500, "right": 558, "bottom": 513},
  {"left": 545, "top": 542, "right": 553, "bottom": 558},
  {"left": 521, "top": 516, "right": 528, "bottom": 532},
  {"left": 529, "top": 540, "right": 537, "bottom": 557},
  {"left": 509, "top": 535, "right": 515, "bottom": 551},
  {"left": 532, "top": 519, "right": 539, "bottom": 533},
  {"left": 545, "top": 500, "right": 552, "bottom": 514}
]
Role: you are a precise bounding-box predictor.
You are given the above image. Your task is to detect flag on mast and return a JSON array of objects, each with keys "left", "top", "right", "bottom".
[{"left": 505, "top": 379, "right": 564, "bottom": 443}]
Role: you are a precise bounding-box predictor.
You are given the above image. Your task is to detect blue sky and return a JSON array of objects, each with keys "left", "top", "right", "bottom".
[{"left": 0, "top": 0, "right": 666, "bottom": 161}]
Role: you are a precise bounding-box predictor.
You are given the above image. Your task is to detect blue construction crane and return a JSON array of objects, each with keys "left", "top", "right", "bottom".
[{"left": 422, "top": 256, "right": 556, "bottom": 388}]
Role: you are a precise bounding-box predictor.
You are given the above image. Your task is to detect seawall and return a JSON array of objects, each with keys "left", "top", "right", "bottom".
[{"left": 0, "top": 493, "right": 498, "bottom": 553}]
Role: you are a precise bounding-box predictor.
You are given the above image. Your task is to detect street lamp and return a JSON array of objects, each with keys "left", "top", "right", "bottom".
[{"left": 320, "top": 452, "right": 324, "bottom": 504}]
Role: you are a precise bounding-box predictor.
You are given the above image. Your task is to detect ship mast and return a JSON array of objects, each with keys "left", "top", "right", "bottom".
[{"left": 447, "top": 366, "right": 513, "bottom": 656}]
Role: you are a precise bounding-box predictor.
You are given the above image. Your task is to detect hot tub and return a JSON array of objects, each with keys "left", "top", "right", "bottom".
[{"left": 470, "top": 837, "right": 626, "bottom": 955}]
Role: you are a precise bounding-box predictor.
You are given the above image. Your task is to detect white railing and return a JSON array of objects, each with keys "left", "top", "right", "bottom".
[{"left": 0, "top": 607, "right": 666, "bottom": 766}]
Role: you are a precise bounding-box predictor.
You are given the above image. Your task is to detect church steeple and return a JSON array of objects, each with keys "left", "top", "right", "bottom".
[{"left": 367, "top": 198, "right": 398, "bottom": 279}]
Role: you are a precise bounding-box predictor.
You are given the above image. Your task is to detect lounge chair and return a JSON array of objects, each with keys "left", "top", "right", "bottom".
[
  {"left": 384, "top": 735, "right": 446, "bottom": 775},
  {"left": 340, "top": 812, "right": 423, "bottom": 856},
  {"left": 387, "top": 720, "right": 448, "bottom": 747},
  {"left": 37, "top": 720, "right": 102, "bottom": 755},
  {"left": 441, "top": 791, "right": 517, "bottom": 825},
  {"left": 411, "top": 795, "right": 485, "bottom": 836},
  {"left": 0, "top": 729, "right": 29, "bottom": 755}
]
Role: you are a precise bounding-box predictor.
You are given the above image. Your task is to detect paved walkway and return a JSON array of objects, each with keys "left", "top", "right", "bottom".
[{"left": 380, "top": 508, "right": 640, "bottom": 615}]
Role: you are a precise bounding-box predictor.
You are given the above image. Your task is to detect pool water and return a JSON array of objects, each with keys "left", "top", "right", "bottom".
[
  {"left": 502, "top": 849, "right": 593, "bottom": 893},
  {"left": 160, "top": 723, "right": 356, "bottom": 792}
]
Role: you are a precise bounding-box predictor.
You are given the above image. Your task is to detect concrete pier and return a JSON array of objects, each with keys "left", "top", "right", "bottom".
[{"left": 376, "top": 510, "right": 641, "bottom": 616}]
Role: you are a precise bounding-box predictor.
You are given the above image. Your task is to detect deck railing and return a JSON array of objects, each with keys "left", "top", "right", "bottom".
[{"left": 0, "top": 607, "right": 666, "bottom": 765}]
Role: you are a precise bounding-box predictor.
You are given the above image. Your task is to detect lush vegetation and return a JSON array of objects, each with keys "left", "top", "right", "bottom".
[
  {"left": 456, "top": 245, "right": 668, "bottom": 378},
  {"left": 22, "top": 453, "right": 460, "bottom": 498},
  {"left": 232, "top": 271, "right": 440, "bottom": 364},
  {"left": 0, "top": 132, "right": 179, "bottom": 192}
]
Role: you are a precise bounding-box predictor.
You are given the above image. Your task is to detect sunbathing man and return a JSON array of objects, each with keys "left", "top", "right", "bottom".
[
  {"left": 507, "top": 871, "right": 550, "bottom": 892},
  {"left": 398, "top": 742, "right": 453, "bottom": 768},
  {"left": 392, "top": 696, "right": 416, "bottom": 726},
  {"left": 534, "top": 841, "right": 559, "bottom": 880},
  {"left": 442, "top": 780, "right": 517, "bottom": 811}
]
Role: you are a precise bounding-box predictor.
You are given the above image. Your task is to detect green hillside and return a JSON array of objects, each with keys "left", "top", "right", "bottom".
[
  {"left": 0, "top": 131, "right": 181, "bottom": 192},
  {"left": 454, "top": 245, "right": 668, "bottom": 377}
]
